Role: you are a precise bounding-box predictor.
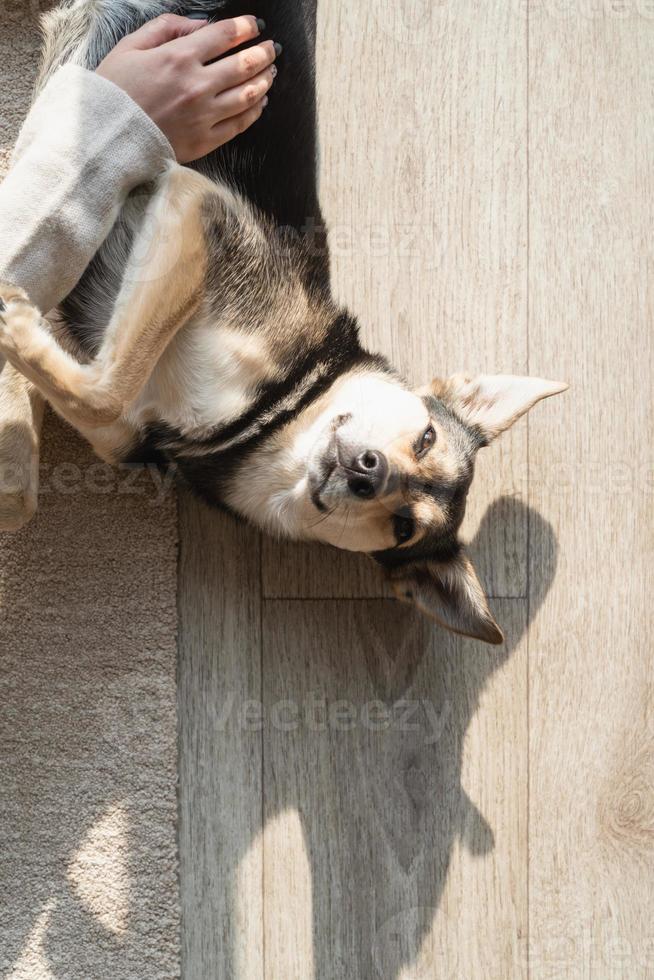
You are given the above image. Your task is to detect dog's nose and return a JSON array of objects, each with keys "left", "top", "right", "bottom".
[{"left": 345, "top": 450, "right": 388, "bottom": 499}]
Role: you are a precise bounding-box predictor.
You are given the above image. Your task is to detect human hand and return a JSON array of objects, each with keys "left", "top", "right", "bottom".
[{"left": 97, "top": 14, "right": 280, "bottom": 162}]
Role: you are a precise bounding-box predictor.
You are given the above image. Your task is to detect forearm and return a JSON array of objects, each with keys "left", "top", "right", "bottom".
[{"left": 0, "top": 64, "right": 174, "bottom": 314}]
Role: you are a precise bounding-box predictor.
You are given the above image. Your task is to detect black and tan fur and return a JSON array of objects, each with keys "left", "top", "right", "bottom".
[{"left": 0, "top": 0, "right": 567, "bottom": 643}]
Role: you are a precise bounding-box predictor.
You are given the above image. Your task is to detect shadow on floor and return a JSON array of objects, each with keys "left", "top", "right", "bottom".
[{"left": 180, "top": 494, "right": 558, "bottom": 979}]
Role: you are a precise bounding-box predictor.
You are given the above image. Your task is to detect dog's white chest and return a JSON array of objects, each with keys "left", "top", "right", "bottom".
[{"left": 129, "top": 313, "right": 277, "bottom": 437}]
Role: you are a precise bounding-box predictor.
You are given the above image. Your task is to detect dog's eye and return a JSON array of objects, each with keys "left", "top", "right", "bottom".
[
  {"left": 417, "top": 424, "right": 436, "bottom": 457},
  {"left": 393, "top": 512, "right": 415, "bottom": 545}
]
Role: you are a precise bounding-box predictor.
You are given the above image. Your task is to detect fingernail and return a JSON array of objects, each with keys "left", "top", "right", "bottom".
[
  {"left": 262, "top": 95, "right": 269, "bottom": 108},
  {"left": 186, "top": 11, "right": 208, "bottom": 19},
  {"left": 270, "top": 64, "right": 278, "bottom": 78},
  {"left": 256, "top": 17, "right": 266, "bottom": 33},
  {"left": 273, "top": 41, "right": 283, "bottom": 57}
]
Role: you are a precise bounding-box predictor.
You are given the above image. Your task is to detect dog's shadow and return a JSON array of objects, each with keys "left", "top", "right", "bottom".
[{"left": 187, "top": 494, "right": 558, "bottom": 979}]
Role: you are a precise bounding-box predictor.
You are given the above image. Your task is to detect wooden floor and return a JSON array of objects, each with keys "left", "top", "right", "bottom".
[{"left": 178, "top": 3, "right": 654, "bottom": 978}]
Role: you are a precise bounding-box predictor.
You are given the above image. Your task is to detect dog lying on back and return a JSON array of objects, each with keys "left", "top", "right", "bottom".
[{"left": 0, "top": 0, "right": 566, "bottom": 643}]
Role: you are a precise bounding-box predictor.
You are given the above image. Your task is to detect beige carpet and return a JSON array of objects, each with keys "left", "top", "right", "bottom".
[{"left": 0, "top": 7, "right": 181, "bottom": 978}]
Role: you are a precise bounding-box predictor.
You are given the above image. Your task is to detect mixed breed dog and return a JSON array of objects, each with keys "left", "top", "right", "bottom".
[{"left": 0, "top": 0, "right": 566, "bottom": 643}]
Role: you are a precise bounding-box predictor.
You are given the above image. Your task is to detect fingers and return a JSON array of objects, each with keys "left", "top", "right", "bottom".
[
  {"left": 213, "top": 64, "right": 276, "bottom": 122},
  {"left": 182, "top": 15, "right": 264, "bottom": 63},
  {"left": 208, "top": 39, "right": 279, "bottom": 93},
  {"left": 125, "top": 13, "right": 208, "bottom": 51},
  {"left": 209, "top": 96, "right": 268, "bottom": 152}
]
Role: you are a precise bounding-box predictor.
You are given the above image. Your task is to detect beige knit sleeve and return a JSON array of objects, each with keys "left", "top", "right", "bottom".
[{"left": 0, "top": 64, "right": 175, "bottom": 314}]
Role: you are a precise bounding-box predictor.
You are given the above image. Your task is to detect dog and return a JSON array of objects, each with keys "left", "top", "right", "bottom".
[{"left": 0, "top": 0, "right": 567, "bottom": 643}]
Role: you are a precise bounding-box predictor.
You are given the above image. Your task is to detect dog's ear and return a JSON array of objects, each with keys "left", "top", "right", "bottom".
[
  {"left": 388, "top": 549, "right": 504, "bottom": 645},
  {"left": 433, "top": 374, "right": 568, "bottom": 444}
]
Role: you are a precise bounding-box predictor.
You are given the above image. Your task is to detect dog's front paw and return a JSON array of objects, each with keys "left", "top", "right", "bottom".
[
  {"left": 0, "top": 282, "right": 33, "bottom": 327},
  {"left": 0, "top": 283, "right": 45, "bottom": 363},
  {"left": 0, "top": 282, "right": 31, "bottom": 309}
]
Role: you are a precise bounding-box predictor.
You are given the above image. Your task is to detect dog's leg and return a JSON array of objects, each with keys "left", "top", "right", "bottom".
[
  {"left": 0, "top": 363, "right": 44, "bottom": 530},
  {"left": 34, "top": 0, "right": 103, "bottom": 94},
  {"left": 0, "top": 0, "right": 91, "bottom": 531},
  {"left": 0, "top": 166, "right": 209, "bottom": 432}
]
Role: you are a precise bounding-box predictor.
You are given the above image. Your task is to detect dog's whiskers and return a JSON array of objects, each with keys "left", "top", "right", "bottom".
[
  {"left": 334, "top": 503, "right": 353, "bottom": 548},
  {"left": 305, "top": 503, "right": 337, "bottom": 531}
]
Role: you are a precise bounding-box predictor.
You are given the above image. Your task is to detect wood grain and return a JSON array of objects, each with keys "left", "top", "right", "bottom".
[
  {"left": 177, "top": 496, "right": 263, "bottom": 980},
  {"left": 527, "top": 8, "right": 654, "bottom": 978},
  {"left": 262, "top": 0, "right": 530, "bottom": 600},
  {"left": 261, "top": 598, "right": 528, "bottom": 979}
]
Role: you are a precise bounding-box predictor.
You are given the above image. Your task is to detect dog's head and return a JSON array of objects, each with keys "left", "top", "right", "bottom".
[{"left": 257, "top": 369, "right": 566, "bottom": 644}]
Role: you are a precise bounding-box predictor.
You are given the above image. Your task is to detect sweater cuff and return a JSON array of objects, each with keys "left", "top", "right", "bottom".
[
  {"left": 12, "top": 65, "right": 174, "bottom": 173},
  {"left": 0, "top": 65, "right": 175, "bottom": 314}
]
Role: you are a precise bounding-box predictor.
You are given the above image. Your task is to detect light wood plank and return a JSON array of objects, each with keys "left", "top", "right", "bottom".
[
  {"left": 178, "top": 497, "right": 263, "bottom": 980},
  {"left": 528, "top": 9, "right": 654, "bottom": 977},
  {"left": 261, "top": 540, "right": 391, "bottom": 599},
  {"left": 262, "top": 0, "right": 530, "bottom": 599},
  {"left": 261, "top": 598, "right": 529, "bottom": 979}
]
